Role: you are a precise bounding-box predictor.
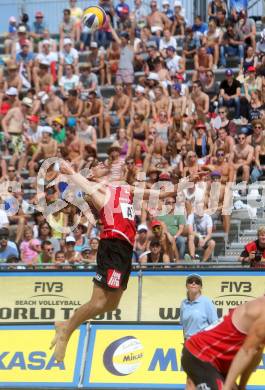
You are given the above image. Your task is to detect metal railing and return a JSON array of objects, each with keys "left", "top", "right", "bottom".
[{"left": 0, "top": 261, "right": 247, "bottom": 270}]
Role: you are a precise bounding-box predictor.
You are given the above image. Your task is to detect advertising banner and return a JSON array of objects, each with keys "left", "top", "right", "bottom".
[
  {"left": 0, "top": 272, "right": 138, "bottom": 323},
  {"left": 0, "top": 324, "right": 85, "bottom": 387},
  {"left": 83, "top": 323, "right": 265, "bottom": 389},
  {"left": 84, "top": 324, "right": 186, "bottom": 388},
  {"left": 141, "top": 271, "right": 265, "bottom": 321}
]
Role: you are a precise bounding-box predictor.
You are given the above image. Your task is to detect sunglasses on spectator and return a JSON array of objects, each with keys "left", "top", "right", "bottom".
[
  {"left": 149, "top": 131, "right": 156, "bottom": 135},
  {"left": 126, "top": 161, "right": 134, "bottom": 165},
  {"left": 187, "top": 279, "right": 201, "bottom": 285},
  {"left": 165, "top": 201, "right": 175, "bottom": 205},
  {"left": 152, "top": 226, "right": 161, "bottom": 231},
  {"left": 239, "top": 136, "right": 246, "bottom": 140},
  {"left": 216, "top": 152, "right": 224, "bottom": 157},
  {"left": 255, "top": 126, "right": 262, "bottom": 129},
  {"left": 219, "top": 111, "right": 225, "bottom": 114},
  {"left": 8, "top": 168, "right": 15, "bottom": 172},
  {"left": 0, "top": 235, "right": 8, "bottom": 240}
]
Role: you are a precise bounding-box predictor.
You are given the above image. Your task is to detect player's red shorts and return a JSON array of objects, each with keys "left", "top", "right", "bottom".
[{"left": 93, "top": 238, "right": 133, "bottom": 290}]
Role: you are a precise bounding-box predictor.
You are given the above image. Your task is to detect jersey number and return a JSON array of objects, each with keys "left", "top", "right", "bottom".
[{"left": 120, "top": 203, "right": 135, "bottom": 221}]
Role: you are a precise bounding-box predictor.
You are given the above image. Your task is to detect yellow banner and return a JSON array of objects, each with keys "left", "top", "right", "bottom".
[
  {"left": 84, "top": 325, "right": 265, "bottom": 388},
  {"left": 0, "top": 273, "right": 138, "bottom": 322},
  {"left": 0, "top": 325, "right": 83, "bottom": 385},
  {"left": 141, "top": 273, "right": 265, "bottom": 321}
]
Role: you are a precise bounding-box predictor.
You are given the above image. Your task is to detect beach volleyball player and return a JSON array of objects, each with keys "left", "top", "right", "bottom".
[
  {"left": 50, "top": 160, "right": 175, "bottom": 362},
  {"left": 181, "top": 296, "right": 265, "bottom": 390}
]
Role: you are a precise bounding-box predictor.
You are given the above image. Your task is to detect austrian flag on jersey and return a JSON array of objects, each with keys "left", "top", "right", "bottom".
[{"left": 107, "top": 269, "right": 122, "bottom": 288}]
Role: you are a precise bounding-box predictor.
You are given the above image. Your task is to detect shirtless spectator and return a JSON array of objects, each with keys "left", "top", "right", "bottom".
[
  {"left": 87, "top": 42, "right": 105, "bottom": 86},
  {"left": 191, "top": 81, "right": 210, "bottom": 119},
  {"left": 147, "top": 0, "right": 171, "bottom": 34},
  {"left": 192, "top": 46, "right": 213, "bottom": 82},
  {"left": 23, "top": 115, "right": 43, "bottom": 169},
  {"left": 33, "top": 60, "right": 53, "bottom": 93},
  {"left": 144, "top": 128, "right": 167, "bottom": 172},
  {"left": 64, "top": 125, "right": 84, "bottom": 168},
  {"left": 105, "top": 85, "right": 130, "bottom": 138},
  {"left": 4, "top": 63, "right": 22, "bottom": 93},
  {"left": 152, "top": 85, "right": 172, "bottom": 120},
  {"left": 29, "top": 127, "right": 58, "bottom": 176},
  {"left": 64, "top": 89, "right": 84, "bottom": 118},
  {"left": 45, "top": 87, "right": 64, "bottom": 123},
  {"left": 212, "top": 127, "right": 235, "bottom": 159},
  {"left": 230, "top": 133, "right": 254, "bottom": 183},
  {"left": 131, "top": 85, "right": 150, "bottom": 120},
  {"left": 85, "top": 91, "right": 104, "bottom": 138},
  {"left": 171, "top": 83, "right": 186, "bottom": 118},
  {"left": 2, "top": 97, "right": 32, "bottom": 173}
]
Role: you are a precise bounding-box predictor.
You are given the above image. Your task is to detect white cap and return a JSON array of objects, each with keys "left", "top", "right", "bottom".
[
  {"left": 65, "top": 236, "right": 76, "bottom": 243},
  {"left": 9, "top": 16, "right": 16, "bottom": 23},
  {"left": 40, "top": 58, "right": 49, "bottom": 66},
  {"left": 42, "top": 126, "right": 53, "bottom": 134},
  {"left": 63, "top": 38, "right": 72, "bottom": 46},
  {"left": 135, "top": 85, "right": 145, "bottom": 94},
  {"left": 162, "top": 0, "right": 170, "bottom": 5},
  {"left": 18, "top": 25, "right": 26, "bottom": 33},
  {"left": 6, "top": 87, "right": 18, "bottom": 96},
  {"left": 42, "top": 39, "right": 50, "bottom": 46},
  {"left": 174, "top": 0, "right": 182, "bottom": 7},
  {"left": 90, "top": 41, "right": 98, "bottom": 48},
  {"left": 22, "top": 97, "right": 33, "bottom": 107},
  {"left": 137, "top": 224, "right": 148, "bottom": 232},
  {"left": 147, "top": 72, "right": 159, "bottom": 81}
]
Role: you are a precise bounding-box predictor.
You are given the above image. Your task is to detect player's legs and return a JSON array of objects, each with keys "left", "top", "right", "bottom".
[
  {"left": 51, "top": 284, "right": 123, "bottom": 362},
  {"left": 182, "top": 347, "right": 224, "bottom": 390}
]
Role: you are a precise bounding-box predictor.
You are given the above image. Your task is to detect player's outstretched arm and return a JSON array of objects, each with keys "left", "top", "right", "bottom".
[
  {"left": 223, "top": 317, "right": 265, "bottom": 390},
  {"left": 59, "top": 160, "right": 108, "bottom": 211}
]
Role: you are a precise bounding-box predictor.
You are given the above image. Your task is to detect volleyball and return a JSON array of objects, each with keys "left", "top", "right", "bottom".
[{"left": 82, "top": 5, "right": 107, "bottom": 30}]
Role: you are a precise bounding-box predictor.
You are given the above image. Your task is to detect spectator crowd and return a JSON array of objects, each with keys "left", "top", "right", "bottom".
[{"left": 0, "top": 0, "right": 265, "bottom": 268}]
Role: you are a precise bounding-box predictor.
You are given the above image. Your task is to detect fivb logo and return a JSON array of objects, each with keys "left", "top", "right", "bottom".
[{"left": 107, "top": 269, "right": 121, "bottom": 288}]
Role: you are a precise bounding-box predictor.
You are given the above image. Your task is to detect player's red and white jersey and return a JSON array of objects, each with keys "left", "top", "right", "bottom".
[
  {"left": 185, "top": 309, "right": 247, "bottom": 376},
  {"left": 99, "top": 184, "right": 136, "bottom": 246}
]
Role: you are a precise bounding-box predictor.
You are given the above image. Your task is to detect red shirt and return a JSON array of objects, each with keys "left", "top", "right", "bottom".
[
  {"left": 99, "top": 184, "right": 136, "bottom": 246},
  {"left": 185, "top": 309, "right": 247, "bottom": 376}
]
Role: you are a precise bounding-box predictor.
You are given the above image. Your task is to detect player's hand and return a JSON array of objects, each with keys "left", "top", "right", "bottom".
[
  {"left": 60, "top": 160, "right": 75, "bottom": 175},
  {"left": 249, "top": 251, "right": 256, "bottom": 260}
]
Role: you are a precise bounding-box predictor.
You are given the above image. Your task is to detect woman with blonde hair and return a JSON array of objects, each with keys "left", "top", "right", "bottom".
[{"left": 251, "top": 134, "right": 265, "bottom": 182}]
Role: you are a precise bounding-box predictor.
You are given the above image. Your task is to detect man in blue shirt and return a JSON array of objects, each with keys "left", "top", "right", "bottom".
[
  {"left": 31, "top": 11, "right": 46, "bottom": 42},
  {"left": 180, "top": 274, "right": 218, "bottom": 340},
  {"left": 0, "top": 228, "right": 19, "bottom": 264},
  {"left": 192, "top": 15, "right": 208, "bottom": 38}
]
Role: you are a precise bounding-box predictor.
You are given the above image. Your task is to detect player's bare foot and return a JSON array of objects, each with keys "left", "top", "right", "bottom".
[{"left": 50, "top": 322, "right": 69, "bottom": 363}]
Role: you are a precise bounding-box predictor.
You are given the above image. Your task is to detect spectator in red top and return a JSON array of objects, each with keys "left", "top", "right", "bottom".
[{"left": 239, "top": 226, "right": 265, "bottom": 267}]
